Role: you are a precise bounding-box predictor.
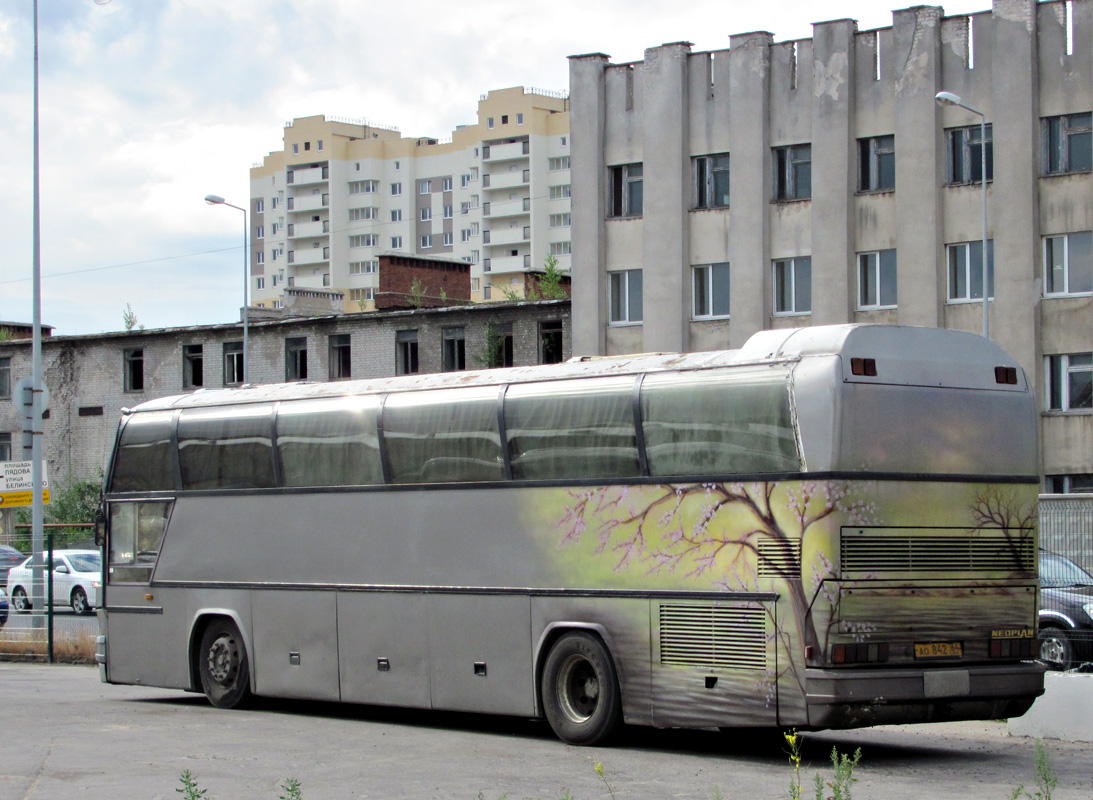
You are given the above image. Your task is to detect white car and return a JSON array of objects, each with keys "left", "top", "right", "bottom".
[{"left": 6, "top": 549, "right": 102, "bottom": 616}]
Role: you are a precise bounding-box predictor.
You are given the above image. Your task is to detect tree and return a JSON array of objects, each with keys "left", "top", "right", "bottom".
[
  {"left": 408, "top": 278, "right": 426, "bottom": 309},
  {"left": 14, "top": 474, "right": 103, "bottom": 550},
  {"left": 534, "top": 254, "right": 569, "bottom": 299},
  {"left": 122, "top": 303, "right": 138, "bottom": 332}
]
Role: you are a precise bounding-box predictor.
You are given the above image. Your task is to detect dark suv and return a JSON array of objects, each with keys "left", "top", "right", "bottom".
[{"left": 1039, "top": 550, "right": 1093, "bottom": 670}]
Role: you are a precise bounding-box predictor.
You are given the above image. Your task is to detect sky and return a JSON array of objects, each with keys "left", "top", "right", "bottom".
[{"left": 0, "top": 0, "right": 993, "bottom": 336}]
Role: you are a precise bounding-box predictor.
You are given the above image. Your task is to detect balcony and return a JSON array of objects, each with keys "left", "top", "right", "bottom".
[
  {"left": 486, "top": 254, "right": 531, "bottom": 274},
  {"left": 486, "top": 170, "right": 530, "bottom": 191},
  {"left": 288, "top": 220, "right": 329, "bottom": 239},
  {"left": 291, "top": 193, "right": 329, "bottom": 212},
  {"left": 291, "top": 273, "right": 330, "bottom": 289},
  {"left": 288, "top": 246, "right": 330, "bottom": 266},
  {"left": 484, "top": 197, "right": 530, "bottom": 219},
  {"left": 287, "top": 165, "right": 329, "bottom": 186},
  {"left": 484, "top": 226, "right": 530, "bottom": 247},
  {"left": 483, "top": 140, "right": 530, "bottom": 162}
]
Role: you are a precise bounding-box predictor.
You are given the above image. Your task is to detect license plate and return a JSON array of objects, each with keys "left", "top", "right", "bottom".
[{"left": 914, "top": 641, "right": 963, "bottom": 659}]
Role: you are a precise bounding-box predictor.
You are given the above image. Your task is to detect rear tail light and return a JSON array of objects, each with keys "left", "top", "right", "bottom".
[
  {"left": 994, "top": 366, "right": 1018, "bottom": 385},
  {"left": 831, "top": 642, "right": 889, "bottom": 664},
  {"left": 851, "top": 357, "right": 877, "bottom": 377},
  {"left": 990, "top": 637, "right": 1037, "bottom": 658}
]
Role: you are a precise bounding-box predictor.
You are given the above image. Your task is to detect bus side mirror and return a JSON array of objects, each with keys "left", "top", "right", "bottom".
[{"left": 94, "top": 510, "right": 107, "bottom": 547}]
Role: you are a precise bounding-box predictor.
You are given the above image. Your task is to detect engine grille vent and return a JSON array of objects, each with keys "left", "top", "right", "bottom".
[
  {"left": 659, "top": 604, "right": 767, "bottom": 670},
  {"left": 841, "top": 529, "right": 1035, "bottom": 574},
  {"left": 758, "top": 539, "right": 800, "bottom": 577}
]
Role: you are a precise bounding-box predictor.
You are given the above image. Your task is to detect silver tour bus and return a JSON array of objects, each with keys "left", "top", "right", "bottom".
[{"left": 96, "top": 324, "right": 1044, "bottom": 744}]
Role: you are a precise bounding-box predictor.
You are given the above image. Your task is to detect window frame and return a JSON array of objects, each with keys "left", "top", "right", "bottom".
[
  {"left": 858, "top": 135, "right": 895, "bottom": 192},
  {"left": 946, "top": 240, "right": 995, "bottom": 303},
  {"left": 1045, "top": 353, "right": 1092, "bottom": 412},
  {"left": 123, "top": 348, "right": 144, "bottom": 393},
  {"left": 1043, "top": 113, "right": 1092, "bottom": 176},
  {"left": 856, "top": 249, "right": 898, "bottom": 310},
  {"left": 946, "top": 124, "right": 994, "bottom": 185},
  {"left": 1043, "top": 232, "right": 1092, "bottom": 297},
  {"left": 608, "top": 269, "right": 643, "bottom": 325},
  {"left": 182, "top": 344, "right": 204, "bottom": 390},
  {"left": 223, "top": 341, "right": 244, "bottom": 386},
  {"left": 329, "top": 334, "right": 351, "bottom": 380},
  {"left": 693, "top": 153, "right": 730, "bottom": 209},
  {"left": 773, "top": 144, "right": 812, "bottom": 201},
  {"left": 772, "top": 256, "right": 812, "bottom": 315},
  {"left": 691, "top": 262, "right": 731, "bottom": 320},
  {"left": 607, "top": 163, "right": 643, "bottom": 218}
]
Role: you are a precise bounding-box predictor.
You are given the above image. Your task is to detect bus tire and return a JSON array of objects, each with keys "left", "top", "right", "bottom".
[
  {"left": 541, "top": 631, "right": 621, "bottom": 745},
  {"left": 198, "top": 618, "right": 252, "bottom": 709}
]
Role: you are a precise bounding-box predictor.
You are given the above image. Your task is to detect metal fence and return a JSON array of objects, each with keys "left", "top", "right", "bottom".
[
  {"left": 1038, "top": 494, "right": 1093, "bottom": 671},
  {"left": 1, "top": 529, "right": 99, "bottom": 663}
]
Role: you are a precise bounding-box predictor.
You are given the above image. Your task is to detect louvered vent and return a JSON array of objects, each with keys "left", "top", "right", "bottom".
[
  {"left": 659, "top": 604, "right": 767, "bottom": 670},
  {"left": 758, "top": 539, "right": 800, "bottom": 577},
  {"left": 841, "top": 530, "right": 1035, "bottom": 574}
]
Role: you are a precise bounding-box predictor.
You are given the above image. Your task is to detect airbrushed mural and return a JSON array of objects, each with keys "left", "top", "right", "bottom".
[{"left": 534, "top": 479, "right": 1038, "bottom": 726}]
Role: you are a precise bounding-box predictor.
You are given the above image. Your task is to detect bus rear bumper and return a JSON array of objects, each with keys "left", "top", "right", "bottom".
[{"left": 804, "top": 662, "right": 1046, "bottom": 729}]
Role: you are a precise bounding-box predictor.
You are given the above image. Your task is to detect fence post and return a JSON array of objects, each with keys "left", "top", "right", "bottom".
[{"left": 47, "top": 531, "right": 53, "bottom": 664}]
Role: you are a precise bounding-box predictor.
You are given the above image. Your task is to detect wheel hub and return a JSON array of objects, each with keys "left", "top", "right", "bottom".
[
  {"left": 559, "top": 655, "right": 600, "bottom": 722},
  {"left": 207, "top": 635, "right": 239, "bottom": 685}
]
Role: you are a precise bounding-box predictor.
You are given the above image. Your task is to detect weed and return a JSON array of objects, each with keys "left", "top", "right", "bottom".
[
  {"left": 1010, "top": 739, "right": 1057, "bottom": 800},
  {"left": 594, "top": 761, "right": 617, "bottom": 800},
  {"left": 176, "top": 770, "right": 207, "bottom": 800},
  {"left": 784, "top": 729, "right": 861, "bottom": 800},
  {"left": 279, "top": 778, "right": 303, "bottom": 800}
]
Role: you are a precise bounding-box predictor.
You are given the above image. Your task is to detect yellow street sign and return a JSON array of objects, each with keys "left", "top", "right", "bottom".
[{"left": 0, "top": 489, "right": 51, "bottom": 508}]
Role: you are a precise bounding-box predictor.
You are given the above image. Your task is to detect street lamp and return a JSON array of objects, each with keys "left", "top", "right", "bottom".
[
  {"left": 935, "top": 90, "right": 990, "bottom": 340},
  {"left": 205, "top": 194, "right": 250, "bottom": 384}
]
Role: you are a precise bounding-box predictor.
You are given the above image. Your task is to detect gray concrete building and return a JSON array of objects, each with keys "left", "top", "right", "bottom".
[
  {"left": 568, "top": 0, "right": 1092, "bottom": 491},
  {"left": 0, "top": 301, "right": 571, "bottom": 484}
]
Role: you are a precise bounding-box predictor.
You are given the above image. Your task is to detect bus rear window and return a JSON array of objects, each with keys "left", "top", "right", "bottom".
[
  {"left": 641, "top": 368, "right": 799, "bottom": 477},
  {"left": 111, "top": 411, "right": 176, "bottom": 492},
  {"left": 277, "top": 396, "right": 383, "bottom": 487},
  {"left": 384, "top": 387, "right": 504, "bottom": 483},
  {"left": 505, "top": 377, "right": 640, "bottom": 481},
  {"left": 178, "top": 404, "right": 276, "bottom": 490}
]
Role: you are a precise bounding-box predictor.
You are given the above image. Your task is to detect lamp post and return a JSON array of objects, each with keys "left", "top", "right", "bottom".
[
  {"left": 204, "top": 194, "right": 250, "bottom": 384},
  {"left": 935, "top": 90, "right": 990, "bottom": 340}
]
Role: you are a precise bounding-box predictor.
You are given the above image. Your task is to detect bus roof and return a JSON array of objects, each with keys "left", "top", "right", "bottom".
[{"left": 123, "top": 324, "right": 1018, "bottom": 414}]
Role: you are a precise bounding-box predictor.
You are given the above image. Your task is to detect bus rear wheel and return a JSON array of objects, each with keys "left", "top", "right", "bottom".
[
  {"left": 541, "top": 631, "right": 621, "bottom": 745},
  {"left": 198, "top": 619, "right": 251, "bottom": 709}
]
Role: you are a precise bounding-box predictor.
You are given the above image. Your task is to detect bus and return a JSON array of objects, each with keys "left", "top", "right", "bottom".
[{"left": 95, "top": 324, "right": 1044, "bottom": 744}]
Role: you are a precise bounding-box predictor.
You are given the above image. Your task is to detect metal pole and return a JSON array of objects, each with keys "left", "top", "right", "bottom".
[
  {"left": 30, "top": 0, "right": 46, "bottom": 629},
  {"left": 980, "top": 115, "right": 989, "bottom": 340},
  {"left": 242, "top": 207, "right": 249, "bottom": 384}
]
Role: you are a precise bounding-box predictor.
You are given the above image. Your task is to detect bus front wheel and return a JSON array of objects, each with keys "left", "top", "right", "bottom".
[
  {"left": 541, "top": 631, "right": 621, "bottom": 745},
  {"left": 198, "top": 618, "right": 252, "bottom": 709}
]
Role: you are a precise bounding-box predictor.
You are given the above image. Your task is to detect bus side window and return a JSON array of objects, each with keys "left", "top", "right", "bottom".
[
  {"left": 178, "top": 405, "right": 276, "bottom": 490},
  {"left": 111, "top": 411, "right": 176, "bottom": 492},
  {"left": 277, "top": 396, "right": 384, "bottom": 487},
  {"left": 641, "top": 368, "right": 799, "bottom": 477},
  {"left": 108, "top": 501, "right": 172, "bottom": 583}
]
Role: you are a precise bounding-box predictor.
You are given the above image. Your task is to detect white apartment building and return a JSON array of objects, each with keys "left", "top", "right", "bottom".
[
  {"left": 250, "top": 87, "right": 571, "bottom": 311},
  {"left": 567, "top": 0, "right": 1092, "bottom": 491}
]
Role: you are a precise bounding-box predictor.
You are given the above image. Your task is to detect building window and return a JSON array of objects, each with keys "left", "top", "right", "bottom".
[
  {"left": 442, "top": 177, "right": 453, "bottom": 192},
  {"left": 123, "top": 349, "right": 144, "bottom": 393},
  {"left": 256, "top": 252, "right": 264, "bottom": 266},
  {"left": 549, "top": 184, "right": 571, "bottom": 200},
  {"left": 857, "top": 249, "right": 898, "bottom": 309},
  {"left": 540, "top": 320, "right": 564, "bottom": 364},
  {"left": 947, "top": 125, "right": 993, "bottom": 184},
  {"left": 285, "top": 337, "right": 308, "bottom": 381},
  {"left": 461, "top": 229, "right": 471, "bottom": 243},
  {"left": 0, "top": 432, "right": 10, "bottom": 462},
  {"left": 461, "top": 174, "right": 471, "bottom": 188},
  {"left": 443, "top": 231, "right": 453, "bottom": 246},
  {"left": 420, "top": 207, "right": 432, "bottom": 222},
  {"left": 443, "top": 205, "right": 453, "bottom": 219},
  {"left": 858, "top": 135, "right": 895, "bottom": 192},
  {"left": 391, "top": 182, "right": 402, "bottom": 196},
  {"left": 947, "top": 240, "right": 995, "bottom": 302},
  {"left": 396, "top": 330, "right": 418, "bottom": 375},
  {"left": 255, "top": 199, "right": 264, "bottom": 213},
  {"left": 484, "top": 322, "right": 514, "bottom": 367},
  {"left": 470, "top": 249, "right": 479, "bottom": 263},
  {"left": 349, "top": 260, "right": 378, "bottom": 275},
  {"left": 421, "top": 234, "right": 432, "bottom": 249},
  {"left": 223, "top": 341, "right": 244, "bottom": 385},
  {"left": 349, "top": 207, "right": 378, "bottom": 221},
  {"left": 182, "top": 344, "right": 203, "bottom": 389},
  {"left": 255, "top": 226, "right": 264, "bottom": 239},
  {"left": 609, "top": 269, "right": 643, "bottom": 324},
  {"left": 549, "top": 241, "right": 571, "bottom": 256},
  {"left": 1044, "top": 232, "right": 1092, "bottom": 296},
  {"left": 1046, "top": 474, "right": 1093, "bottom": 494},
  {"left": 487, "top": 117, "right": 495, "bottom": 129},
  {"left": 317, "top": 139, "right": 323, "bottom": 151},
  {"left": 348, "top": 180, "right": 379, "bottom": 194},
  {"left": 773, "top": 257, "right": 812, "bottom": 315},
  {"left": 442, "top": 327, "right": 466, "bottom": 372},
  {"left": 391, "top": 236, "right": 403, "bottom": 249},
  {"left": 349, "top": 234, "right": 378, "bottom": 248},
  {"left": 517, "top": 113, "right": 524, "bottom": 125},
  {"left": 773, "top": 144, "right": 812, "bottom": 201},
  {"left": 549, "top": 213, "right": 571, "bottom": 228},
  {"left": 389, "top": 209, "right": 402, "bottom": 223},
  {"left": 329, "top": 334, "right": 351, "bottom": 380},
  {"left": 1046, "top": 353, "right": 1092, "bottom": 412},
  {"left": 419, "top": 180, "right": 432, "bottom": 194},
  {"left": 1043, "top": 113, "right": 1092, "bottom": 175},
  {"left": 292, "top": 143, "right": 298, "bottom": 155},
  {"left": 256, "top": 277, "right": 265, "bottom": 290},
  {"left": 548, "top": 157, "right": 570, "bottom": 171},
  {"left": 694, "top": 154, "right": 730, "bottom": 209},
  {"left": 692, "top": 262, "right": 730, "bottom": 319},
  {"left": 608, "top": 163, "right": 643, "bottom": 218},
  {"left": 0, "top": 356, "right": 9, "bottom": 398}
]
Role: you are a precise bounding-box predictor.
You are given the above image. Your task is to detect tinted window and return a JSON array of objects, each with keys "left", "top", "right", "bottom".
[
  {"left": 384, "top": 387, "right": 503, "bottom": 483},
  {"left": 505, "top": 377, "right": 639, "bottom": 480},
  {"left": 277, "top": 396, "right": 383, "bottom": 487},
  {"left": 111, "top": 411, "right": 176, "bottom": 492},
  {"left": 178, "top": 404, "right": 276, "bottom": 490},
  {"left": 641, "top": 368, "right": 799, "bottom": 476}
]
